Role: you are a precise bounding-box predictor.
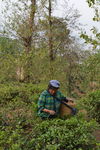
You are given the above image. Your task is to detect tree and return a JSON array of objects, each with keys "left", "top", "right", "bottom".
[
  {"left": 1, "top": 0, "right": 37, "bottom": 81},
  {"left": 2, "top": 0, "right": 37, "bottom": 53},
  {"left": 1, "top": 0, "right": 84, "bottom": 89},
  {"left": 48, "top": 0, "right": 53, "bottom": 61},
  {"left": 81, "top": 0, "right": 100, "bottom": 50}
]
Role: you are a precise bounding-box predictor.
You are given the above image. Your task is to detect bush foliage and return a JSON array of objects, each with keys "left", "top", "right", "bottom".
[
  {"left": 78, "top": 90, "right": 100, "bottom": 123},
  {"left": 0, "top": 83, "right": 46, "bottom": 105},
  {"left": 0, "top": 83, "right": 100, "bottom": 150},
  {"left": 0, "top": 115, "right": 99, "bottom": 150}
]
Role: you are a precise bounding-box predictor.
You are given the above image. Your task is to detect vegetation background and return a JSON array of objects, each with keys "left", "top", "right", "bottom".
[{"left": 0, "top": 0, "right": 100, "bottom": 149}]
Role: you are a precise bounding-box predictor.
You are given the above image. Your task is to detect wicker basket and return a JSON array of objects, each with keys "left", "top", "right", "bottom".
[{"left": 60, "top": 102, "right": 76, "bottom": 117}]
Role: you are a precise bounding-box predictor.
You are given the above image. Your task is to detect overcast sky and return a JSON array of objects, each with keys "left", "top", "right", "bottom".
[
  {"left": 54, "top": 0, "right": 100, "bottom": 35},
  {"left": 0, "top": 0, "right": 99, "bottom": 35}
]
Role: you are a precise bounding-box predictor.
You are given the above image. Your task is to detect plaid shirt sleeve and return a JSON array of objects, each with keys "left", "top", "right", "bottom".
[{"left": 38, "top": 93, "right": 46, "bottom": 112}]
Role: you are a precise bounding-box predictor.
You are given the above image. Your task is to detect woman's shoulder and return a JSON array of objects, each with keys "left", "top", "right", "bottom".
[
  {"left": 41, "top": 90, "right": 48, "bottom": 96},
  {"left": 56, "top": 90, "right": 64, "bottom": 97}
]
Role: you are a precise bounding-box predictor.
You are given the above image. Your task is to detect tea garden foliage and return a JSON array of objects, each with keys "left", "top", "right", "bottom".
[
  {"left": 0, "top": 24, "right": 100, "bottom": 150},
  {"left": 78, "top": 90, "right": 100, "bottom": 123},
  {"left": 0, "top": 116, "right": 99, "bottom": 150},
  {"left": 0, "top": 0, "right": 100, "bottom": 149},
  {"left": 0, "top": 83, "right": 100, "bottom": 150}
]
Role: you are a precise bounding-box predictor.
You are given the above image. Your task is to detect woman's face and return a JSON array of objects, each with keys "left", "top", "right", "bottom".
[{"left": 49, "top": 88, "right": 58, "bottom": 95}]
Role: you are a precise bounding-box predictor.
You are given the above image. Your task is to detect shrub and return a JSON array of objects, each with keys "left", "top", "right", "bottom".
[
  {"left": 0, "top": 82, "right": 45, "bottom": 128},
  {"left": 0, "top": 83, "right": 99, "bottom": 150},
  {"left": 27, "top": 116, "right": 98, "bottom": 150},
  {"left": 0, "top": 115, "right": 99, "bottom": 150},
  {"left": 0, "top": 82, "right": 46, "bottom": 105},
  {"left": 78, "top": 90, "right": 100, "bottom": 123}
]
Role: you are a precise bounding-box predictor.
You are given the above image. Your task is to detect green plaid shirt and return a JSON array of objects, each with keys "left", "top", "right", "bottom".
[{"left": 38, "top": 90, "right": 64, "bottom": 118}]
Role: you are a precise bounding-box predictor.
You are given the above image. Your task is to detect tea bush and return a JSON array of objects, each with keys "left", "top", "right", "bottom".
[
  {"left": 0, "top": 83, "right": 99, "bottom": 150},
  {"left": 0, "top": 82, "right": 46, "bottom": 105},
  {"left": 0, "top": 82, "right": 47, "bottom": 128},
  {"left": 0, "top": 82, "right": 46, "bottom": 128},
  {"left": 78, "top": 90, "right": 100, "bottom": 123},
  {"left": 0, "top": 115, "right": 99, "bottom": 150}
]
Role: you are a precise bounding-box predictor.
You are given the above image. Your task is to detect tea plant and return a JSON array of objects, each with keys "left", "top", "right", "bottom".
[{"left": 78, "top": 90, "right": 100, "bottom": 123}]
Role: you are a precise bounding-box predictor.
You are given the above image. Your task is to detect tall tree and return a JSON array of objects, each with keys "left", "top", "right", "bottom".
[
  {"left": 2, "top": 0, "right": 36, "bottom": 53},
  {"left": 48, "top": 0, "right": 54, "bottom": 61},
  {"left": 1, "top": 0, "right": 37, "bottom": 81}
]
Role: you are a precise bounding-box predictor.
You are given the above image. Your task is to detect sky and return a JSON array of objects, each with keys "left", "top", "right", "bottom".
[
  {"left": 0, "top": 0, "right": 99, "bottom": 35},
  {"left": 54, "top": 0, "right": 100, "bottom": 35}
]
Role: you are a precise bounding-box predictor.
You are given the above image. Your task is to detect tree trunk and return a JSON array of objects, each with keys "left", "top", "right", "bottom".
[
  {"left": 67, "top": 64, "right": 72, "bottom": 97},
  {"left": 16, "top": 66, "right": 24, "bottom": 81},
  {"left": 48, "top": 0, "right": 54, "bottom": 61},
  {"left": 24, "top": 0, "right": 36, "bottom": 53},
  {"left": 21, "top": 0, "right": 36, "bottom": 82}
]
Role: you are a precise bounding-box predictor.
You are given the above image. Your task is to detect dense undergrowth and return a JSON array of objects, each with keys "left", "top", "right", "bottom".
[
  {"left": 78, "top": 90, "right": 100, "bottom": 123},
  {"left": 0, "top": 83, "right": 100, "bottom": 150}
]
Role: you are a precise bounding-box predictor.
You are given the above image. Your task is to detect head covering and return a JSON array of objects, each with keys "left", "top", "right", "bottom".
[{"left": 49, "top": 80, "right": 60, "bottom": 88}]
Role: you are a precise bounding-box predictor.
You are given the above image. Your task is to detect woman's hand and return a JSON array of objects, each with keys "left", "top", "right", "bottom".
[
  {"left": 43, "top": 109, "right": 56, "bottom": 115},
  {"left": 49, "top": 110, "right": 56, "bottom": 115},
  {"left": 68, "top": 98, "right": 75, "bottom": 103}
]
